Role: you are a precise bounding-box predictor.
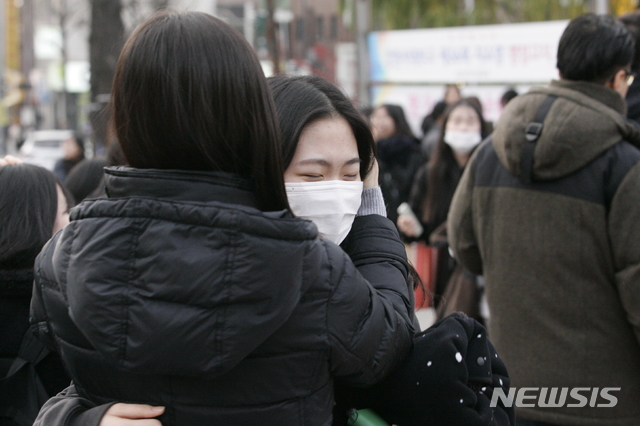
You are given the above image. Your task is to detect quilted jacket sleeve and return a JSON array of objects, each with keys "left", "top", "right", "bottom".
[
  {"left": 341, "top": 214, "right": 417, "bottom": 330},
  {"left": 30, "top": 232, "right": 63, "bottom": 352},
  {"left": 324, "top": 239, "right": 414, "bottom": 387},
  {"left": 33, "top": 384, "right": 115, "bottom": 426}
]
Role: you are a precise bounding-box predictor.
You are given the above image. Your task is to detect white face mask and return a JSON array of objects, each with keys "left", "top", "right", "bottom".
[
  {"left": 444, "top": 131, "right": 482, "bottom": 155},
  {"left": 286, "top": 180, "right": 363, "bottom": 245}
]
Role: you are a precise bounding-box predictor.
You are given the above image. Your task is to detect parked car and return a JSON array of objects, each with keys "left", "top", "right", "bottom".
[{"left": 19, "top": 130, "right": 75, "bottom": 171}]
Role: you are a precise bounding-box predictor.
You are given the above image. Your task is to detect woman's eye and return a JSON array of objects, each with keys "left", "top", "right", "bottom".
[
  {"left": 303, "top": 174, "right": 322, "bottom": 179},
  {"left": 344, "top": 174, "right": 359, "bottom": 179}
]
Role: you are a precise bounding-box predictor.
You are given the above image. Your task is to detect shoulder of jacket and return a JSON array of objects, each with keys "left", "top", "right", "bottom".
[{"left": 313, "top": 239, "right": 352, "bottom": 287}]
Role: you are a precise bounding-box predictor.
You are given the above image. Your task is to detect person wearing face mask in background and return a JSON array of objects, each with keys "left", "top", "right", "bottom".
[
  {"left": 0, "top": 156, "right": 72, "bottom": 426},
  {"left": 397, "top": 99, "right": 489, "bottom": 319},
  {"left": 369, "top": 104, "right": 422, "bottom": 229}
]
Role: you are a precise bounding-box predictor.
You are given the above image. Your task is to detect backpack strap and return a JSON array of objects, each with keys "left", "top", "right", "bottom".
[{"left": 520, "top": 95, "right": 558, "bottom": 184}]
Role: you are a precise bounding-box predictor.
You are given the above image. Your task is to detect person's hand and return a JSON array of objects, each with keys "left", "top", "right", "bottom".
[
  {"left": 363, "top": 159, "right": 379, "bottom": 189},
  {"left": 397, "top": 214, "right": 422, "bottom": 238},
  {"left": 0, "top": 155, "right": 22, "bottom": 166},
  {"left": 99, "top": 403, "right": 165, "bottom": 426}
]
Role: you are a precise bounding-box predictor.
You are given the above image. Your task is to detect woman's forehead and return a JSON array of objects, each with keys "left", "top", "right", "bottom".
[{"left": 295, "top": 117, "right": 359, "bottom": 161}]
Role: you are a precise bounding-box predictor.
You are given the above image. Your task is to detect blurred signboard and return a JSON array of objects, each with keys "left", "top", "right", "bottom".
[
  {"left": 368, "top": 20, "right": 568, "bottom": 84},
  {"left": 46, "top": 61, "right": 90, "bottom": 93}
]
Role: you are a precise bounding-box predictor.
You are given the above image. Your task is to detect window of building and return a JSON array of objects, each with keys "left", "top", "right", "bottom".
[
  {"left": 297, "top": 18, "right": 304, "bottom": 41},
  {"left": 330, "top": 15, "right": 338, "bottom": 39}
]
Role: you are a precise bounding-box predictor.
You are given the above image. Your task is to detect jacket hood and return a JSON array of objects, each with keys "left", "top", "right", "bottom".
[
  {"left": 492, "top": 79, "right": 640, "bottom": 180},
  {"left": 57, "top": 167, "right": 320, "bottom": 378}
]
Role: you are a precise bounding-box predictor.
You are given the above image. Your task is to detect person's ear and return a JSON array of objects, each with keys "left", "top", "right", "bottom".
[{"left": 607, "top": 69, "right": 628, "bottom": 97}]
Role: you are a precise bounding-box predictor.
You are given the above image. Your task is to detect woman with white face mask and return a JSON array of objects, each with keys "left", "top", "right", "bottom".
[
  {"left": 398, "top": 99, "right": 486, "bottom": 241},
  {"left": 271, "top": 82, "right": 511, "bottom": 426},
  {"left": 271, "top": 76, "right": 382, "bottom": 244},
  {"left": 397, "top": 99, "right": 488, "bottom": 311},
  {"left": 269, "top": 74, "right": 420, "bottom": 321}
]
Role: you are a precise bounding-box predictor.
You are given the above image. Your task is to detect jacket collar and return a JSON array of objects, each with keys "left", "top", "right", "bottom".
[
  {"left": 104, "top": 167, "right": 260, "bottom": 209},
  {"left": 550, "top": 79, "right": 628, "bottom": 115}
]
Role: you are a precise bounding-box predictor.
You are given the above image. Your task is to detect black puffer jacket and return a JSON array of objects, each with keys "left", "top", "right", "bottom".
[{"left": 31, "top": 167, "right": 414, "bottom": 426}]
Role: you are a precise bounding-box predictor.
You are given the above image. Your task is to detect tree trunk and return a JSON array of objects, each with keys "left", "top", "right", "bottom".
[
  {"left": 266, "top": 0, "right": 280, "bottom": 75},
  {"left": 89, "top": 0, "right": 124, "bottom": 154}
]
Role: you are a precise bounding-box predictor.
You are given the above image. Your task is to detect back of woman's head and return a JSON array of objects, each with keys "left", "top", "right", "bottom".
[
  {"left": 72, "top": 133, "right": 86, "bottom": 159},
  {"left": 65, "top": 158, "right": 108, "bottom": 205},
  {"left": 268, "top": 75, "right": 375, "bottom": 179},
  {"left": 0, "top": 164, "right": 58, "bottom": 269},
  {"left": 382, "top": 104, "right": 414, "bottom": 138},
  {"left": 112, "top": 10, "right": 287, "bottom": 211}
]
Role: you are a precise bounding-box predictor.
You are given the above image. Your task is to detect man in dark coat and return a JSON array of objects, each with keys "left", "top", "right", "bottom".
[{"left": 448, "top": 14, "right": 640, "bottom": 426}]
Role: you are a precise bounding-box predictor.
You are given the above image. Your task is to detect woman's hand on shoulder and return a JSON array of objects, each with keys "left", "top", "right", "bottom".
[{"left": 100, "top": 403, "right": 165, "bottom": 426}]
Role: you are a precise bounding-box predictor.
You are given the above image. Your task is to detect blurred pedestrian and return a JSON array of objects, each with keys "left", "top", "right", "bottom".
[
  {"left": 444, "top": 84, "right": 462, "bottom": 105},
  {"left": 30, "top": 10, "right": 414, "bottom": 426},
  {"left": 398, "top": 100, "right": 489, "bottom": 313},
  {"left": 53, "top": 134, "right": 85, "bottom": 182},
  {"left": 500, "top": 88, "right": 518, "bottom": 108},
  {"left": 63, "top": 158, "right": 107, "bottom": 205},
  {"left": 63, "top": 140, "right": 128, "bottom": 205},
  {"left": 0, "top": 159, "right": 71, "bottom": 426},
  {"left": 370, "top": 104, "right": 422, "bottom": 227},
  {"left": 449, "top": 13, "right": 640, "bottom": 425},
  {"left": 420, "top": 101, "right": 447, "bottom": 160}
]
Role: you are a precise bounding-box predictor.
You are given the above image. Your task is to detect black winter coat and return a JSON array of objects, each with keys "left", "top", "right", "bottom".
[
  {"left": 30, "top": 167, "right": 415, "bottom": 426},
  {"left": 0, "top": 269, "right": 70, "bottom": 426}
]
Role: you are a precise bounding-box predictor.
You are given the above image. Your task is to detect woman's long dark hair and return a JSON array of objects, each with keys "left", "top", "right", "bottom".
[
  {"left": 268, "top": 75, "right": 375, "bottom": 179},
  {"left": 0, "top": 164, "right": 58, "bottom": 269},
  {"left": 111, "top": 10, "right": 288, "bottom": 212},
  {"left": 422, "top": 99, "right": 488, "bottom": 224},
  {"left": 380, "top": 104, "right": 415, "bottom": 140}
]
